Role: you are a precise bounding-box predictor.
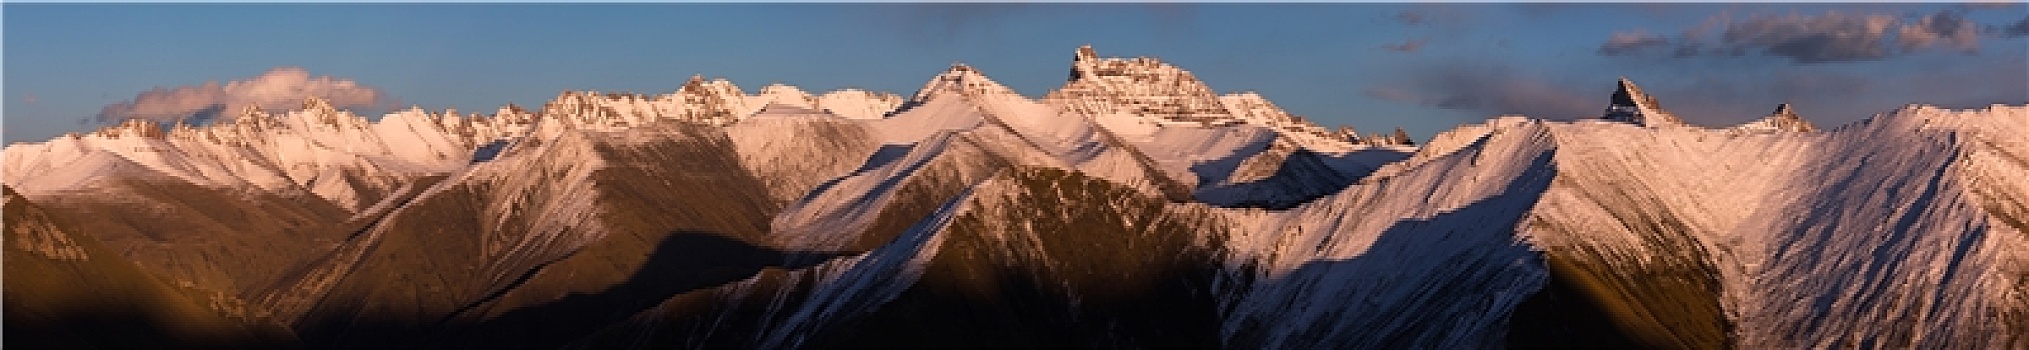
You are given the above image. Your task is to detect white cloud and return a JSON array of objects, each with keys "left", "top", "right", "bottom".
[{"left": 97, "top": 67, "right": 391, "bottom": 123}]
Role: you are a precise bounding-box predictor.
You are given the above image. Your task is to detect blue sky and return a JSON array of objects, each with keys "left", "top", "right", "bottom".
[{"left": 6, "top": 3, "right": 2025, "bottom": 143}]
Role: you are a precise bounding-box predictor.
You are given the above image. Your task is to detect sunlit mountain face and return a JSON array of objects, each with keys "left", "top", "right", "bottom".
[{"left": 6, "top": 46, "right": 2027, "bottom": 349}]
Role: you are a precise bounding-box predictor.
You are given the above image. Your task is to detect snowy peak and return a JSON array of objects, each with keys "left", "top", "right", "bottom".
[
  {"left": 93, "top": 118, "right": 167, "bottom": 139},
  {"left": 286, "top": 97, "right": 375, "bottom": 131},
  {"left": 1610, "top": 77, "right": 1649, "bottom": 108},
  {"left": 1050, "top": 46, "right": 1410, "bottom": 152},
  {"left": 1602, "top": 77, "right": 1685, "bottom": 127},
  {"left": 532, "top": 75, "right": 905, "bottom": 126},
  {"left": 1734, "top": 103, "right": 1819, "bottom": 132},
  {"left": 678, "top": 75, "right": 745, "bottom": 101},
  {"left": 756, "top": 83, "right": 818, "bottom": 109},
  {"left": 1334, "top": 126, "right": 1360, "bottom": 141},
  {"left": 1218, "top": 92, "right": 1378, "bottom": 152},
  {"left": 301, "top": 96, "right": 338, "bottom": 113},
  {"left": 1353, "top": 127, "right": 1416, "bottom": 147},
  {"left": 911, "top": 63, "right": 1021, "bottom": 102},
  {"left": 816, "top": 89, "right": 905, "bottom": 120},
  {"left": 1046, "top": 45, "right": 1233, "bottom": 124},
  {"left": 675, "top": 75, "right": 754, "bottom": 123},
  {"left": 538, "top": 90, "right": 629, "bottom": 127}
]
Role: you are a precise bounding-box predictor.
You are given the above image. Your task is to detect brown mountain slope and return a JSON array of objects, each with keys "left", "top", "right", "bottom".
[{"left": 4, "top": 186, "right": 300, "bottom": 348}]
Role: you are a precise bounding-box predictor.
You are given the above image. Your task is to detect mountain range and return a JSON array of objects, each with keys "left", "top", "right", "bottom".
[{"left": 5, "top": 45, "right": 2025, "bottom": 349}]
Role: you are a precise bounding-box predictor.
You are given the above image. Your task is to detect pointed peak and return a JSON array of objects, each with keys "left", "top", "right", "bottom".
[
  {"left": 1747, "top": 103, "right": 1817, "bottom": 132},
  {"left": 1602, "top": 76, "right": 1681, "bottom": 126},
  {"left": 553, "top": 90, "right": 597, "bottom": 101},
  {"left": 239, "top": 104, "right": 267, "bottom": 117},
  {"left": 301, "top": 96, "right": 336, "bottom": 112},
  {"left": 95, "top": 118, "right": 166, "bottom": 139},
  {"left": 1076, "top": 45, "right": 1097, "bottom": 62},
  {"left": 943, "top": 62, "right": 980, "bottom": 75},
  {"left": 1612, "top": 77, "right": 1653, "bottom": 106},
  {"left": 914, "top": 63, "right": 1015, "bottom": 101},
  {"left": 679, "top": 76, "right": 740, "bottom": 96},
  {"left": 1734, "top": 106, "right": 1818, "bottom": 132},
  {"left": 498, "top": 103, "right": 527, "bottom": 115},
  {"left": 1347, "top": 126, "right": 1414, "bottom": 147},
  {"left": 1613, "top": 77, "right": 1648, "bottom": 101}
]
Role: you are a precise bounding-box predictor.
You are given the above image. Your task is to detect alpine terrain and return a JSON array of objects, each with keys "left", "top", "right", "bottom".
[{"left": 5, "top": 46, "right": 2025, "bottom": 349}]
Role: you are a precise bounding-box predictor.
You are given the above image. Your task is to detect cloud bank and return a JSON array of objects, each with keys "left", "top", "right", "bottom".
[
  {"left": 97, "top": 67, "right": 391, "bottom": 124},
  {"left": 1600, "top": 10, "right": 2003, "bottom": 63}
]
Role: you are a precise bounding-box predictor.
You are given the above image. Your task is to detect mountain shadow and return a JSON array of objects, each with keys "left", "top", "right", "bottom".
[
  {"left": 805, "top": 167, "right": 1228, "bottom": 349},
  {"left": 1196, "top": 147, "right": 1411, "bottom": 209},
  {"left": 1227, "top": 151, "right": 1556, "bottom": 348},
  {"left": 470, "top": 140, "right": 510, "bottom": 163},
  {"left": 4, "top": 186, "right": 302, "bottom": 349},
  {"left": 312, "top": 230, "right": 854, "bottom": 349}
]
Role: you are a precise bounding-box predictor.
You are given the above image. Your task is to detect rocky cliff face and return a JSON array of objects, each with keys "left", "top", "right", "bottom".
[{"left": 1602, "top": 77, "right": 1687, "bottom": 127}]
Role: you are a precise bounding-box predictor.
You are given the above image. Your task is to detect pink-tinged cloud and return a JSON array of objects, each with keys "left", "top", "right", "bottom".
[
  {"left": 97, "top": 67, "right": 391, "bottom": 124},
  {"left": 1895, "top": 11, "right": 1981, "bottom": 51},
  {"left": 1598, "top": 30, "right": 1671, "bottom": 55}
]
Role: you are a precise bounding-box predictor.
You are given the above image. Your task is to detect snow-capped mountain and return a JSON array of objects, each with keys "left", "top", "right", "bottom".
[
  {"left": 1601, "top": 77, "right": 1687, "bottom": 127},
  {"left": 6, "top": 46, "right": 2025, "bottom": 349},
  {"left": 1733, "top": 103, "right": 1820, "bottom": 132}
]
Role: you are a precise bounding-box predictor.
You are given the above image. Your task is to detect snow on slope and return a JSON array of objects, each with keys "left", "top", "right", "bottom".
[
  {"left": 751, "top": 82, "right": 1060, "bottom": 263},
  {"left": 1505, "top": 105, "right": 2029, "bottom": 348},
  {"left": 725, "top": 104, "right": 884, "bottom": 205},
  {"left": 1216, "top": 120, "right": 1558, "bottom": 348},
  {"left": 3, "top": 100, "right": 532, "bottom": 211},
  {"left": 1720, "top": 105, "right": 2027, "bottom": 348},
  {"left": 1037, "top": 45, "right": 1414, "bottom": 207},
  {"left": 1135, "top": 125, "right": 1280, "bottom": 188},
  {"left": 533, "top": 77, "right": 905, "bottom": 128},
  {"left": 1208, "top": 103, "right": 2028, "bottom": 348},
  {"left": 1218, "top": 92, "right": 1365, "bottom": 153},
  {"left": 816, "top": 89, "right": 905, "bottom": 120},
  {"left": 752, "top": 187, "right": 972, "bottom": 349},
  {"left": 919, "top": 64, "right": 1186, "bottom": 198}
]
